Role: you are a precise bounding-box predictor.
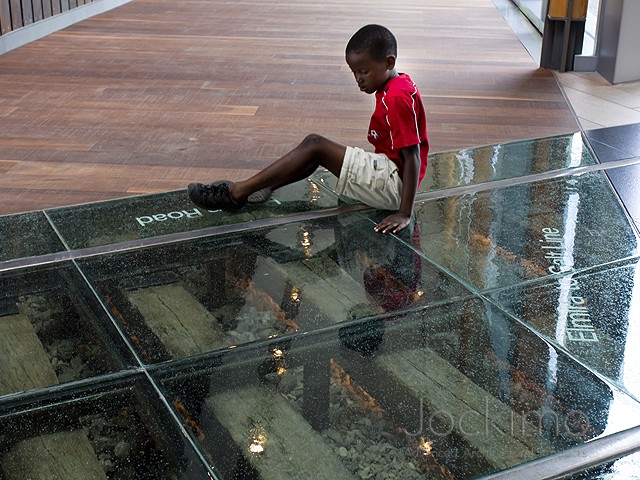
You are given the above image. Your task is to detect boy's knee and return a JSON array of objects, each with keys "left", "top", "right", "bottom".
[{"left": 301, "top": 134, "right": 327, "bottom": 150}]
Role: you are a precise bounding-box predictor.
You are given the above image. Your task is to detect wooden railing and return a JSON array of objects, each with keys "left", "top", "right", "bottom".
[{"left": 0, "top": 0, "right": 95, "bottom": 36}]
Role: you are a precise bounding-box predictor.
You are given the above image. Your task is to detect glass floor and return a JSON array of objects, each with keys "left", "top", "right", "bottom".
[{"left": 2, "top": 132, "right": 640, "bottom": 479}]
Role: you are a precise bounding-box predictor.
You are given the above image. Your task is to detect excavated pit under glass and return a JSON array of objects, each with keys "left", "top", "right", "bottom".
[{"left": 1, "top": 132, "right": 640, "bottom": 479}]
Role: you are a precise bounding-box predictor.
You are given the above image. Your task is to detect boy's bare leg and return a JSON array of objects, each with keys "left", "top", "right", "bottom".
[{"left": 229, "top": 134, "right": 347, "bottom": 203}]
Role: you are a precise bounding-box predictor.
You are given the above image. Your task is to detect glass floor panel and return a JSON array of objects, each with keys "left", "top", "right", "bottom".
[
  {"left": 421, "top": 132, "right": 597, "bottom": 193},
  {"left": 0, "top": 375, "right": 213, "bottom": 479},
  {"left": 154, "top": 298, "right": 640, "bottom": 479},
  {"left": 1, "top": 132, "right": 640, "bottom": 478},
  {"left": 312, "top": 132, "right": 598, "bottom": 196},
  {"left": 0, "top": 262, "right": 138, "bottom": 397},
  {"left": 565, "top": 450, "right": 640, "bottom": 479},
  {"left": 410, "top": 170, "right": 639, "bottom": 292},
  {"left": 490, "top": 257, "right": 640, "bottom": 399},
  {"left": 0, "top": 211, "right": 65, "bottom": 261},
  {"left": 46, "top": 178, "right": 339, "bottom": 250},
  {"left": 76, "top": 212, "right": 472, "bottom": 364}
]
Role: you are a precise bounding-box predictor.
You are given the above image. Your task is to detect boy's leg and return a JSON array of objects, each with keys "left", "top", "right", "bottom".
[
  {"left": 188, "top": 134, "right": 346, "bottom": 210},
  {"left": 230, "top": 134, "right": 346, "bottom": 202}
]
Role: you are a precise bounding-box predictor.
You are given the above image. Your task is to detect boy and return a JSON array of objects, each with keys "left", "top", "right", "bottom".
[{"left": 188, "top": 24, "right": 429, "bottom": 234}]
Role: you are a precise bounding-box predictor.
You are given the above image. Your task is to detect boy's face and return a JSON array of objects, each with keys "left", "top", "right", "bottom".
[{"left": 346, "top": 50, "right": 396, "bottom": 95}]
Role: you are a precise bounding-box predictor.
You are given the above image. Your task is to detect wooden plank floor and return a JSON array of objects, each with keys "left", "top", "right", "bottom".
[{"left": 0, "top": 0, "right": 578, "bottom": 216}]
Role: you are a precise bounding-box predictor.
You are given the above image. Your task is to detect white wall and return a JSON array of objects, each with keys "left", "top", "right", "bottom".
[
  {"left": 614, "top": 0, "right": 640, "bottom": 83},
  {"left": 597, "top": 0, "right": 640, "bottom": 83}
]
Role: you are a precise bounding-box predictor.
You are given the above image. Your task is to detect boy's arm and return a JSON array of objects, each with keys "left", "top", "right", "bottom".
[{"left": 374, "top": 144, "right": 420, "bottom": 234}]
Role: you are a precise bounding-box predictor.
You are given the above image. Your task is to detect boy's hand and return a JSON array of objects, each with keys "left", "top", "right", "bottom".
[
  {"left": 374, "top": 212, "right": 411, "bottom": 234},
  {"left": 374, "top": 144, "right": 420, "bottom": 235}
]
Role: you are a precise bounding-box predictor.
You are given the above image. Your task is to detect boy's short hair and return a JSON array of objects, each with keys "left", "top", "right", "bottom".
[{"left": 346, "top": 24, "right": 397, "bottom": 61}]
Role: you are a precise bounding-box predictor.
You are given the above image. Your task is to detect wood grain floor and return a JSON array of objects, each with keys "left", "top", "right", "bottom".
[{"left": 0, "top": 0, "right": 579, "bottom": 216}]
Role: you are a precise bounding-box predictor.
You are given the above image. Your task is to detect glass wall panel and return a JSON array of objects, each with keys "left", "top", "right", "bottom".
[
  {"left": 583, "top": 0, "right": 602, "bottom": 55},
  {"left": 509, "top": 0, "right": 601, "bottom": 56},
  {"left": 512, "top": 0, "right": 549, "bottom": 32}
]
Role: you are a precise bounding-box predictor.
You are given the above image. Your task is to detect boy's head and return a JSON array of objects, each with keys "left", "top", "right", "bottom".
[
  {"left": 345, "top": 24, "right": 397, "bottom": 62},
  {"left": 345, "top": 25, "right": 398, "bottom": 95}
]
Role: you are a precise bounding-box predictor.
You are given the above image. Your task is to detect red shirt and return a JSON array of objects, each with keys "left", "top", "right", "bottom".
[{"left": 368, "top": 73, "right": 429, "bottom": 185}]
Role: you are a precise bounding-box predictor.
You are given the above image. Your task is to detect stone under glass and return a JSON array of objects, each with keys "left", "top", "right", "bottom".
[
  {"left": 76, "top": 212, "right": 472, "bottom": 364},
  {"left": 46, "top": 178, "right": 340, "bottom": 250},
  {"left": 155, "top": 297, "right": 640, "bottom": 479},
  {"left": 410, "top": 170, "right": 639, "bottom": 292},
  {"left": 0, "top": 375, "right": 213, "bottom": 479},
  {"left": 490, "top": 257, "right": 640, "bottom": 399},
  {"left": 0, "top": 211, "right": 65, "bottom": 262},
  {"left": 0, "top": 262, "right": 138, "bottom": 399}
]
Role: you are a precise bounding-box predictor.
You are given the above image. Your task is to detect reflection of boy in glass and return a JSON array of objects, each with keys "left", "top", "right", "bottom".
[
  {"left": 359, "top": 215, "right": 422, "bottom": 312},
  {"left": 339, "top": 215, "right": 423, "bottom": 355},
  {"left": 188, "top": 24, "right": 429, "bottom": 234}
]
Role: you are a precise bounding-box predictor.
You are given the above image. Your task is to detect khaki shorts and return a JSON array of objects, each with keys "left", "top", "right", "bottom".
[{"left": 335, "top": 146, "right": 403, "bottom": 210}]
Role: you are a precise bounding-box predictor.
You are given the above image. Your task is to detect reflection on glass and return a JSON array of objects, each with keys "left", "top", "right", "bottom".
[
  {"left": 421, "top": 133, "right": 594, "bottom": 193},
  {"left": 491, "top": 258, "right": 640, "bottom": 398},
  {"left": 512, "top": 0, "right": 548, "bottom": 31},
  {"left": 77, "top": 213, "right": 470, "bottom": 363},
  {"left": 0, "top": 377, "right": 211, "bottom": 479},
  {"left": 0, "top": 263, "right": 136, "bottom": 398},
  {"left": 158, "top": 297, "right": 640, "bottom": 479},
  {"left": 412, "top": 171, "right": 639, "bottom": 291},
  {"left": 583, "top": 0, "right": 602, "bottom": 55},
  {"left": 46, "top": 179, "right": 340, "bottom": 250},
  {"left": 0, "top": 212, "right": 65, "bottom": 262},
  {"left": 567, "top": 450, "right": 640, "bottom": 479},
  {"left": 312, "top": 133, "right": 595, "bottom": 198},
  {"left": 2, "top": 129, "right": 640, "bottom": 478}
]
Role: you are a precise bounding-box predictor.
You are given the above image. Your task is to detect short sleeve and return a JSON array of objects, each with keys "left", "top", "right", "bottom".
[{"left": 385, "top": 92, "right": 421, "bottom": 150}]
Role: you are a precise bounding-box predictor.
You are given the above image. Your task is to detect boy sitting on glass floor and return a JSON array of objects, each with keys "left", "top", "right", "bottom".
[{"left": 188, "top": 24, "right": 429, "bottom": 235}]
